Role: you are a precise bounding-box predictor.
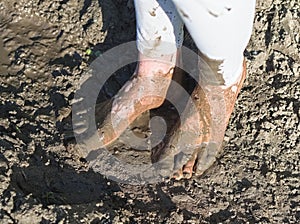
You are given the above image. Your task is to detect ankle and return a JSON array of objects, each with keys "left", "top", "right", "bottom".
[
  {"left": 198, "top": 51, "right": 245, "bottom": 87},
  {"left": 136, "top": 51, "right": 177, "bottom": 78}
]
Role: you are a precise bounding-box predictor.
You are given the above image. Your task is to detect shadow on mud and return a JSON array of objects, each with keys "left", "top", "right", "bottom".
[
  {"left": 6, "top": 146, "right": 179, "bottom": 218},
  {"left": 8, "top": 147, "right": 121, "bottom": 206}
]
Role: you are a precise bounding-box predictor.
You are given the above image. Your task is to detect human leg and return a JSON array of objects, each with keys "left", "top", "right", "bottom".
[
  {"left": 153, "top": 0, "right": 256, "bottom": 179},
  {"left": 96, "top": 0, "right": 184, "bottom": 146}
]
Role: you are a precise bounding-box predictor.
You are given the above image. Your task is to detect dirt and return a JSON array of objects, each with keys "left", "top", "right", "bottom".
[{"left": 0, "top": 0, "right": 299, "bottom": 223}]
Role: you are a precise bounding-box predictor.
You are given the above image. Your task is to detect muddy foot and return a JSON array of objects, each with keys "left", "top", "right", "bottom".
[
  {"left": 97, "top": 55, "right": 176, "bottom": 147},
  {"left": 152, "top": 61, "right": 247, "bottom": 180}
]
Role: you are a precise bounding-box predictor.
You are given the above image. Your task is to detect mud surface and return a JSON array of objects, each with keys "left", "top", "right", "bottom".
[{"left": 0, "top": 0, "right": 299, "bottom": 223}]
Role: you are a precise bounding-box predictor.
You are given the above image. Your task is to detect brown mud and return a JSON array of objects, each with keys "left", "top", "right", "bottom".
[{"left": 0, "top": 0, "right": 299, "bottom": 223}]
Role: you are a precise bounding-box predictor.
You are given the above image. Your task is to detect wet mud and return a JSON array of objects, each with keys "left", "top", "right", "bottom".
[{"left": 0, "top": 0, "right": 299, "bottom": 223}]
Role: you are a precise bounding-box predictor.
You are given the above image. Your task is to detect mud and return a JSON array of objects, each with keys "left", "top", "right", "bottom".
[{"left": 0, "top": 0, "right": 299, "bottom": 223}]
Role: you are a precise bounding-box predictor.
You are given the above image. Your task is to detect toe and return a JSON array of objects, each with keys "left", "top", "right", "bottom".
[
  {"left": 172, "top": 151, "right": 197, "bottom": 180},
  {"left": 195, "top": 142, "right": 220, "bottom": 176},
  {"left": 182, "top": 170, "right": 193, "bottom": 179},
  {"left": 171, "top": 152, "right": 185, "bottom": 180},
  {"left": 172, "top": 169, "right": 183, "bottom": 180},
  {"left": 182, "top": 158, "right": 196, "bottom": 179}
]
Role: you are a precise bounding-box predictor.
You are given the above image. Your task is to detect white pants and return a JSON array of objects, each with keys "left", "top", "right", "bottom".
[{"left": 134, "top": 0, "right": 256, "bottom": 86}]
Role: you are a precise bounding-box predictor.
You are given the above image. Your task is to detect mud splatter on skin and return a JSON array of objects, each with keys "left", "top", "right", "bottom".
[
  {"left": 198, "top": 51, "right": 225, "bottom": 85},
  {"left": 97, "top": 67, "right": 174, "bottom": 147}
]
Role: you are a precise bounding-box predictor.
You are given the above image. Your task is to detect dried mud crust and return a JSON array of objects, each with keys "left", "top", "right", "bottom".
[{"left": 0, "top": 0, "right": 299, "bottom": 223}]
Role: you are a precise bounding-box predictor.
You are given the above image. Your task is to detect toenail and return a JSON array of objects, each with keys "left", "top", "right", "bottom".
[{"left": 172, "top": 172, "right": 182, "bottom": 180}]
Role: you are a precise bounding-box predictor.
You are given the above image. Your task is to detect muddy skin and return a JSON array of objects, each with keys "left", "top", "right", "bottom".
[
  {"left": 96, "top": 64, "right": 175, "bottom": 147},
  {"left": 152, "top": 61, "right": 247, "bottom": 180},
  {"left": 0, "top": 0, "right": 299, "bottom": 223}
]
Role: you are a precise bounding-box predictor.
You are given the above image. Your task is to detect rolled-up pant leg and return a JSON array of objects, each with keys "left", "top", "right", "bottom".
[
  {"left": 134, "top": 0, "right": 184, "bottom": 63},
  {"left": 172, "top": 0, "right": 256, "bottom": 86},
  {"left": 134, "top": 0, "right": 256, "bottom": 85}
]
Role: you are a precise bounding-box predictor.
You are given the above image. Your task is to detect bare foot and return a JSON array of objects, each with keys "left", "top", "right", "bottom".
[
  {"left": 96, "top": 52, "right": 177, "bottom": 147},
  {"left": 152, "top": 60, "right": 247, "bottom": 180}
]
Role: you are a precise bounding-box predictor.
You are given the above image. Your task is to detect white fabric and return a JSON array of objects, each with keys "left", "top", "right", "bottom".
[
  {"left": 134, "top": 0, "right": 184, "bottom": 58},
  {"left": 134, "top": 0, "right": 256, "bottom": 86}
]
